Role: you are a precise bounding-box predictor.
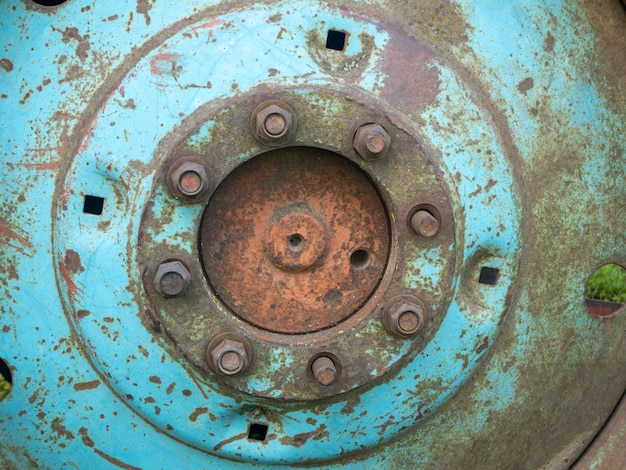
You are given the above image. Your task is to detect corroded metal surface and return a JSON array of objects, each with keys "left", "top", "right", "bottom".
[
  {"left": 201, "top": 146, "right": 390, "bottom": 334},
  {"left": 0, "top": 0, "right": 625, "bottom": 469}
]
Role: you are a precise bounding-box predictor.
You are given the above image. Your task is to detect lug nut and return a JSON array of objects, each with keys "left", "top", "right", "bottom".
[
  {"left": 383, "top": 296, "right": 426, "bottom": 337},
  {"left": 353, "top": 123, "right": 391, "bottom": 161},
  {"left": 311, "top": 356, "right": 338, "bottom": 386},
  {"left": 167, "top": 157, "right": 210, "bottom": 201},
  {"left": 252, "top": 100, "right": 296, "bottom": 145},
  {"left": 208, "top": 334, "right": 251, "bottom": 376},
  {"left": 154, "top": 260, "right": 191, "bottom": 298},
  {"left": 410, "top": 210, "right": 440, "bottom": 238},
  {"left": 264, "top": 113, "right": 286, "bottom": 136}
]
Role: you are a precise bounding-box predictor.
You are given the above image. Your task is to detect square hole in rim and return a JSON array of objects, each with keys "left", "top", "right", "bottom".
[
  {"left": 83, "top": 195, "right": 104, "bottom": 215},
  {"left": 326, "top": 30, "right": 347, "bottom": 51},
  {"left": 248, "top": 422, "right": 269, "bottom": 441}
]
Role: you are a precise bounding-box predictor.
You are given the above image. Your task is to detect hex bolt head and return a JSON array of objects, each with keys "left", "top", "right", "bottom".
[
  {"left": 410, "top": 210, "right": 440, "bottom": 238},
  {"left": 264, "top": 112, "right": 287, "bottom": 136},
  {"left": 154, "top": 260, "right": 191, "bottom": 298},
  {"left": 311, "top": 356, "right": 338, "bottom": 386},
  {"left": 383, "top": 296, "right": 426, "bottom": 337},
  {"left": 167, "top": 158, "right": 210, "bottom": 201},
  {"left": 252, "top": 100, "right": 296, "bottom": 146},
  {"left": 208, "top": 334, "right": 252, "bottom": 376},
  {"left": 353, "top": 123, "right": 391, "bottom": 161}
]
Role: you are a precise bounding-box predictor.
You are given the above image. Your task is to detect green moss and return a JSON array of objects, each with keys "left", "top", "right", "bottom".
[
  {"left": 586, "top": 264, "right": 626, "bottom": 303},
  {"left": 0, "top": 374, "right": 10, "bottom": 400}
]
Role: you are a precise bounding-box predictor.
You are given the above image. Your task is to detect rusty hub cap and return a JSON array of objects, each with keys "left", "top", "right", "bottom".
[{"left": 201, "top": 147, "right": 390, "bottom": 334}]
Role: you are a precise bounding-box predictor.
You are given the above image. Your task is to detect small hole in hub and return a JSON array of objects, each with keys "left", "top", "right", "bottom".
[
  {"left": 248, "top": 423, "right": 268, "bottom": 441},
  {"left": 350, "top": 249, "right": 370, "bottom": 270},
  {"left": 287, "top": 234, "right": 304, "bottom": 251}
]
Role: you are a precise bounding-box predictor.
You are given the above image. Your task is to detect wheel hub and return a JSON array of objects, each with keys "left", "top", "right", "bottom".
[
  {"left": 3, "top": 1, "right": 624, "bottom": 468},
  {"left": 201, "top": 146, "right": 390, "bottom": 334}
]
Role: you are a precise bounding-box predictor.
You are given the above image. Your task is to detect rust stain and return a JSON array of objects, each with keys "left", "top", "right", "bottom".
[
  {"left": 73, "top": 380, "right": 101, "bottom": 391},
  {"left": 201, "top": 147, "right": 390, "bottom": 334},
  {"left": 213, "top": 432, "right": 248, "bottom": 451},
  {"left": 56, "top": 26, "right": 91, "bottom": 62},
  {"left": 379, "top": 32, "right": 441, "bottom": 116},
  {"left": 476, "top": 336, "right": 489, "bottom": 354},
  {"left": 191, "top": 18, "right": 224, "bottom": 31},
  {"left": 149, "top": 53, "right": 180, "bottom": 75},
  {"left": 17, "top": 162, "right": 60, "bottom": 170},
  {"left": 76, "top": 309, "right": 90, "bottom": 318},
  {"left": 517, "top": 77, "right": 535, "bottom": 94},
  {"left": 0, "top": 219, "right": 34, "bottom": 251},
  {"left": 544, "top": 32, "right": 555, "bottom": 52},
  {"left": 94, "top": 448, "right": 142, "bottom": 470},
  {"left": 136, "top": 0, "right": 152, "bottom": 26},
  {"left": 78, "top": 427, "right": 95, "bottom": 447},
  {"left": 188, "top": 407, "right": 208, "bottom": 422},
  {"left": 64, "top": 250, "right": 83, "bottom": 274},
  {"left": 585, "top": 298, "right": 624, "bottom": 318},
  {"left": 51, "top": 418, "right": 74, "bottom": 440},
  {"left": 28, "top": 390, "right": 39, "bottom": 404},
  {"left": 279, "top": 424, "right": 329, "bottom": 447},
  {"left": 0, "top": 58, "right": 13, "bottom": 72},
  {"left": 18, "top": 89, "right": 33, "bottom": 105},
  {"left": 59, "top": 261, "right": 78, "bottom": 300}
]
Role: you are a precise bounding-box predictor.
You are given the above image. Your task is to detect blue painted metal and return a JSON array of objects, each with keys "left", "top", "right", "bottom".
[{"left": 0, "top": 1, "right": 625, "bottom": 469}]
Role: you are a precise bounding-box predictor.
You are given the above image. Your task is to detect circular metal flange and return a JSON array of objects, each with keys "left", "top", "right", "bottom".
[
  {"left": 138, "top": 89, "right": 454, "bottom": 399},
  {"left": 48, "top": 3, "right": 525, "bottom": 465}
]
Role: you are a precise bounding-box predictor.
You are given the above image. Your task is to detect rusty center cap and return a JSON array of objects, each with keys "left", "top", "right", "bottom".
[
  {"left": 200, "top": 147, "right": 390, "bottom": 334},
  {"left": 266, "top": 209, "right": 329, "bottom": 271}
]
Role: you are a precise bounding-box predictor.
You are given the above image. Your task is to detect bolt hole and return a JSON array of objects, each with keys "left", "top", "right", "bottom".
[
  {"left": 350, "top": 249, "right": 370, "bottom": 270},
  {"left": 326, "top": 30, "right": 347, "bottom": 51},
  {"left": 585, "top": 264, "right": 626, "bottom": 317},
  {"left": 287, "top": 234, "right": 304, "bottom": 251},
  {"left": 0, "top": 358, "right": 12, "bottom": 401},
  {"left": 248, "top": 423, "right": 268, "bottom": 441},
  {"left": 83, "top": 195, "right": 104, "bottom": 215},
  {"left": 478, "top": 266, "right": 499, "bottom": 285},
  {"left": 31, "top": 0, "right": 68, "bottom": 6}
]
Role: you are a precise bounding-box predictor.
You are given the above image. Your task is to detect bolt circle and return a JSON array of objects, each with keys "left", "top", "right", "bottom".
[
  {"left": 353, "top": 123, "right": 391, "bottom": 161},
  {"left": 219, "top": 351, "right": 244, "bottom": 373},
  {"left": 167, "top": 157, "right": 210, "bottom": 201},
  {"left": 207, "top": 333, "right": 252, "bottom": 376},
  {"left": 252, "top": 100, "right": 296, "bottom": 145},
  {"left": 398, "top": 310, "right": 421, "bottom": 334},
  {"left": 179, "top": 170, "right": 203, "bottom": 195},
  {"left": 411, "top": 210, "right": 440, "bottom": 238},
  {"left": 154, "top": 260, "right": 191, "bottom": 298},
  {"left": 383, "top": 296, "right": 426, "bottom": 337},
  {"left": 365, "top": 133, "right": 386, "bottom": 154},
  {"left": 264, "top": 113, "right": 287, "bottom": 136},
  {"left": 311, "top": 356, "right": 338, "bottom": 386}
]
